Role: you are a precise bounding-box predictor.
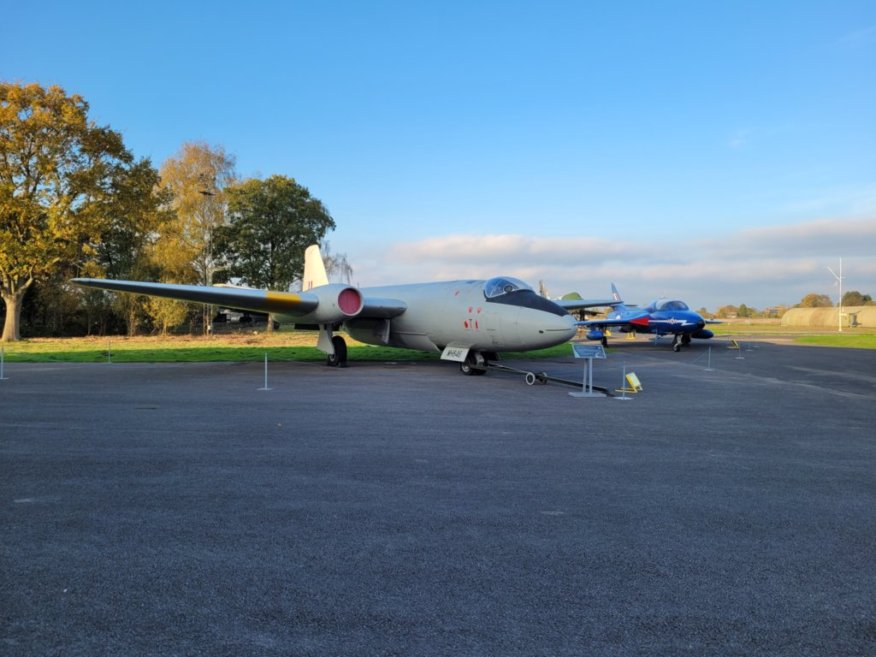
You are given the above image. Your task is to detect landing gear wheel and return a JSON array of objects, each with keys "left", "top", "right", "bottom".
[
  {"left": 460, "top": 351, "right": 487, "bottom": 376},
  {"left": 326, "top": 335, "right": 348, "bottom": 367},
  {"left": 525, "top": 372, "right": 537, "bottom": 385}
]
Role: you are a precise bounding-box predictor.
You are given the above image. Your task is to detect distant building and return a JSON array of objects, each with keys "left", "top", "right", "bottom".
[{"left": 781, "top": 306, "right": 876, "bottom": 328}]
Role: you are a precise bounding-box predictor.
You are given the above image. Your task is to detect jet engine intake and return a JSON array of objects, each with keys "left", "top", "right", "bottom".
[{"left": 299, "top": 284, "right": 364, "bottom": 323}]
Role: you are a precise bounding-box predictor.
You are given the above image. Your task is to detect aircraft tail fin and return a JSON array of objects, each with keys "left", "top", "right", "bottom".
[
  {"left": 302, "top": 244, "right": 329, "bottom": 290},
  {"left": 611, "top": 283, "right": 622, "bottom": 303},
  {"left": 609, "top": 283, "right": 629, "bottom": 310}
]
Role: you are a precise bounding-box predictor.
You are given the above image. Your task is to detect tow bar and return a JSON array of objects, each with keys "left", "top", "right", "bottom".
[{"left": 487, "top": 362, "right": 613, "bottom": 396}]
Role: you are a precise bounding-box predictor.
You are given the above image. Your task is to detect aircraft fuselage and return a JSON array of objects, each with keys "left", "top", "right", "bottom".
[{"left": 342, "top": 280, "right": 577, "bottom": 353}]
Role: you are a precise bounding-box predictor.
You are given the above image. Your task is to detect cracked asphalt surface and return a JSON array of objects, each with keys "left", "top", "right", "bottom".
[{"left": 1, "top": 338, "right": 874, "bottom": 656}]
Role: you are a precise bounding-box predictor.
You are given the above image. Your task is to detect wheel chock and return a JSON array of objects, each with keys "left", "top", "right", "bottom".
[{"left": 616, "top": 372, "right": 643, "bottom": 393}]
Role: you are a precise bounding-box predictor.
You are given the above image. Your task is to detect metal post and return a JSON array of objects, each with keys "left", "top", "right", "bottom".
[
  {"left": 587, "top": 357, "right": 594, "bottom": 394},
  {"left": 258, "top": 352, "right": 272, "bottom": 391},
  {"left": 0, "top": 346, "right": 7, "bottom": 380},
  {"left": 828, "top": 258, "right": 843, "bottom": 332},
  {"left": 617, "top": 364, "right": 631, "bottom": 401}
]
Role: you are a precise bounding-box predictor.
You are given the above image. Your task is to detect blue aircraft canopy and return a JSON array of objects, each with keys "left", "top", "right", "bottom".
[
  {"left": 653, "top": 299, "right": 689, "bottom": 311},
  {"left": 483, "top": 276, "right": 532, "bottom": 299}
]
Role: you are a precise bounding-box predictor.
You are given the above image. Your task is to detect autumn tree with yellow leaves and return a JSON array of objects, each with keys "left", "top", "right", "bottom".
[{"left": 0, "top": 82, "right": 162, "bottom": 340}]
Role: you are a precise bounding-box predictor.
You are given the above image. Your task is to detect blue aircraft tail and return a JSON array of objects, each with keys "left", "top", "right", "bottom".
[{"left": 609, "top": 283, "right": 628, "bottom": 312}]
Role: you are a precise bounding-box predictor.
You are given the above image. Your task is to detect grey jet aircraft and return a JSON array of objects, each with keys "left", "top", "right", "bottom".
[{"left": 73, "top": 245, "right": 615, "bottom": 374}]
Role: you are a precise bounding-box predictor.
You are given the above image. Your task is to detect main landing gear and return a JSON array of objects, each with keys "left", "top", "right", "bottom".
[
  {"left": 671, "top": 333, "right": 692, "bottom": 352},
  {"left": 326, "top": 335, "right": 348, "bottom": 367}
]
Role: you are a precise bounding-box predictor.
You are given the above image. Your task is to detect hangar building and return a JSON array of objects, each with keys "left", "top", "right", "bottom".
[{"left": 781, "top": 306, "right": 876, "bottom": 328}]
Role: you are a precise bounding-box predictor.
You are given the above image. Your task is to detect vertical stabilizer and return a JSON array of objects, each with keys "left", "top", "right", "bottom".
[
  {"left": 610, "top": 283, "right": 627, "bottom": 311},
  {"left": 611, "top": 283, "right": 622, "bottom": 303},
  {"left": 303, "top": 245, "right": 329, "bottom": 290}
]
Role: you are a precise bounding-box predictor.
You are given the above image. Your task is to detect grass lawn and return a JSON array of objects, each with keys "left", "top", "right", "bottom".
[
  {"left": 1, "top": 332, "right": 422, "bottom": 363},
  {"left": 0, "top": 330, "right": 577, "bottom": 363},
  {"left": 710, "top": 320, "right": 876, "bottom": 349},
  {"left": 2, "top": 323, "right": 875, "bottom": 363}
]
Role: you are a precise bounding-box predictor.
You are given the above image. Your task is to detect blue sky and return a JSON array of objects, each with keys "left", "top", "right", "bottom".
[{"left": 3, "top": 1, "right": 875, "bottom": 309}]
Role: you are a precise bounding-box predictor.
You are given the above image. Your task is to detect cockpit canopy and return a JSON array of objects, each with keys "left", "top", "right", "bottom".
[
  {"left": 651, "top": 299, "right": 689, "bottom": 311},
  {"left": 483, "top": 276, "right": 532, "bottom": 299},
  {"left": 482, "top": 276, "right": 568, "bottom": 317}
]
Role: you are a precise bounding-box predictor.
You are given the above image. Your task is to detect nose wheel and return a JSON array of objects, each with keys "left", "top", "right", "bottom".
[{"left": 459, "top": 351, "right": 487, "bottom": 375}]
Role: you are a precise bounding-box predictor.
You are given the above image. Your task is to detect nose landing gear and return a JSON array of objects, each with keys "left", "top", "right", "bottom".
[{"left": 459, "top": 350, "right": 487, "bottom": 375}]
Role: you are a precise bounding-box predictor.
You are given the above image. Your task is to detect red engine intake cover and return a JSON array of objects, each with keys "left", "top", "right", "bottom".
[{"left": 338, "top": 287, "right": 363, "bottom": 316}]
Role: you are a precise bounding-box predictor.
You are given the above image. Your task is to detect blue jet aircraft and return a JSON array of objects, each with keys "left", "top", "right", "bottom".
[{"left": 580, "top": 284, "right": 718, "bottom": 351}]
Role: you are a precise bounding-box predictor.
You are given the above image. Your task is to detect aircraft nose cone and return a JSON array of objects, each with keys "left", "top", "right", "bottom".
[{"left": 548, "top": 313, "right": 578, "bottom": 343}]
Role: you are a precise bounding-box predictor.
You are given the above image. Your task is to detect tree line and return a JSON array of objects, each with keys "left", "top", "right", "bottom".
[
  {"left": 1, "top": 82, "right": 344, "bottom": 341},
  {"left": 699, "top": 291, "right": 874, "bottom": 320},
  {"left": 4, "top": 83, "right": 873, "bottom": 341}
]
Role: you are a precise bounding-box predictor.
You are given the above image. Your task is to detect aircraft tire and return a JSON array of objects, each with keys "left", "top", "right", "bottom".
[
  {"left": 326, "top": 335, "right": 348, "bottom": 367},
  {"left": 460, "top": 352, "right": 487, "bottom": 376}
]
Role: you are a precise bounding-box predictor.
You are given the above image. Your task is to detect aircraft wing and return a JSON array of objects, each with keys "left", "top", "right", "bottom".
[
  {"left": 72, "top": 278, "right": 407, "bottom": 320},
  {"left": 554, "top": 297, "right": 622, "bottom": 312},
  {"left": 577, "top": 316, "right": 650, "bottom": 329}
]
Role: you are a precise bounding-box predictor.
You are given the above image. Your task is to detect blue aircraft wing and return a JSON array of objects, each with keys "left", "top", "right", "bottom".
[{"left": 576, "top": 303, "right": 649, "bottom": 329}]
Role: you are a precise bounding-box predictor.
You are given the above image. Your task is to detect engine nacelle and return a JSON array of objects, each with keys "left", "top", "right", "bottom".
[{"left": 296, "top": 284, "right": 364, "bottom": 324}]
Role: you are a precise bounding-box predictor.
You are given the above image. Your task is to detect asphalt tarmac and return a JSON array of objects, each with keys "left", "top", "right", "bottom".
[{"left": 1, "top": 338, "right": 874, "bottom": 656}]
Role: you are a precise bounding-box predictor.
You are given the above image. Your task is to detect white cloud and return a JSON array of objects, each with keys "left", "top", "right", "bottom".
[
  {"left": 342, "top": 217, "right": 876, "bottom": 310},
  {"left": 704, "top": 218, "right": 876, "bottom": 258},
  {"left": 389, "top": 234, "right": 650, "bottom": 266}
]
